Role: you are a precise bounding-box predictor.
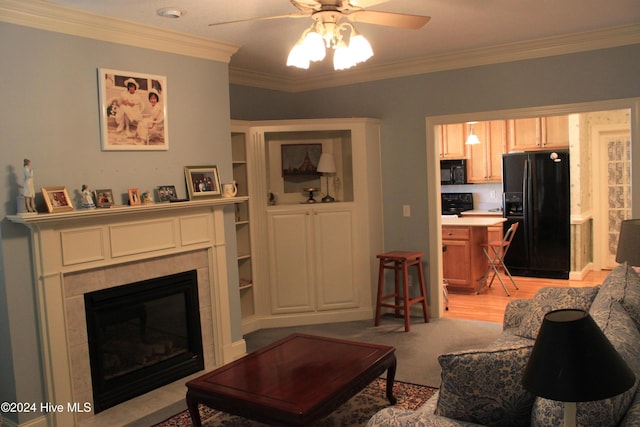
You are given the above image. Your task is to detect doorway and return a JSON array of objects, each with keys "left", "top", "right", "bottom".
[
  {"left": 426, "top": 99, "right": 640, "bottom": 318},
  {"left": 592, "top": 123, "right": 632, "bottom": 269}
]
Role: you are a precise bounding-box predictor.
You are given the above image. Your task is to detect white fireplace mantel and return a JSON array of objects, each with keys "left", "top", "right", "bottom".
[{"left": 8, "top": 198, "right": 247, "bottom": 426}]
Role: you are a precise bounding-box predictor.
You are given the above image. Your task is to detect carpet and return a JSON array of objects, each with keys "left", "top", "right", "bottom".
[
  {"left": 153, "top": 379, "right": 436, "bottom": 426},
  {"left": 244, "top": 316, "right": 503, "bottom": 388}
]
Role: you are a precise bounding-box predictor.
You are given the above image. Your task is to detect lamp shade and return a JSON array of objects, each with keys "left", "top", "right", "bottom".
[
  {"left": 317, "top": 153, "right": 336, "bottom": 173},
  {"left": 616, "top": 219, "right": 640, "bottom": 266},
  {"left": 522, "top": 309, "right": 635, "bottom": 403}
]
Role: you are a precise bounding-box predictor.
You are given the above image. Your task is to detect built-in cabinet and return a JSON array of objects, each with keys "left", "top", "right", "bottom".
[
  {"left": 466, "top": 121, "right": 507, "bottom": 183},
  {"left": 507, "top": 115, "right": 569, "bottom": 151},
  {"left": 438, "top": 116, "right": 569, "bottom": 180},
  {"left": 267, "top": 204, "right": 358, "bottom": 314},
  {"left": 438, "top": 123, "right": 466, "bottom": 159},
  {"left": 236, "top": 118, "right": 383, "bottom": 334},
  {"left": 231, "top": 122, "right": 256, "bottom": 325}
]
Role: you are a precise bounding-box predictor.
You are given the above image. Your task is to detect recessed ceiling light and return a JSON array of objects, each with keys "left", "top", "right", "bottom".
[{"left": 157, "top": 7, "right": 186, "bottom": 19}]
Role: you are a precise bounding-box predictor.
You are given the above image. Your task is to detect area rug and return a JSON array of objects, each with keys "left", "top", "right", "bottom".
[{"left": 153, "top": 378, "right": 436, "bottom": 426}]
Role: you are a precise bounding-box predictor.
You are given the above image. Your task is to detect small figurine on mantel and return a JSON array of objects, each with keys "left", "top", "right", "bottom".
[
  {"left": 81, "top": 184, "right": 96, "bottom": 209},
  {"left": 22, "top": 158, "right": 36, "bottom": 213}
]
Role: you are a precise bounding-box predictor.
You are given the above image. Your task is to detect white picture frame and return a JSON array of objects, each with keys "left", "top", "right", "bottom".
[{"left": 98, "top": 68, "right": 168, "bottom": 151}]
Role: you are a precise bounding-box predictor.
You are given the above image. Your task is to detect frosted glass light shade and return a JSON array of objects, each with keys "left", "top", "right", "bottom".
[
  {"left": 302, "top": 31, "right": 326, "bottom": 62},
  {"left": 287, "top": 43, "right": 310, "bottom": 69},
  {"left": 349, "top": 33, "right": 373, "bottom": 63},
  {"left": 334, "top": 41, "right": 356, "bottom": 70}
]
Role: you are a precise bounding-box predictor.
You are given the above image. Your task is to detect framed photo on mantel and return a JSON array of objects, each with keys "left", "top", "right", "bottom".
[{"left": 184, "top": 166, "right": 221, "bottom": 200}]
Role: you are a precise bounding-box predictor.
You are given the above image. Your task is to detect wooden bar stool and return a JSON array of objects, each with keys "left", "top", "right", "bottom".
[{"left": 374, "top": 250, "right": 429, "bottom": 332}]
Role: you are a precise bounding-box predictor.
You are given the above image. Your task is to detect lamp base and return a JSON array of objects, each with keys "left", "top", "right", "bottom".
[{"left": 321, "top": 194, "right": 335, "bottom": 203}]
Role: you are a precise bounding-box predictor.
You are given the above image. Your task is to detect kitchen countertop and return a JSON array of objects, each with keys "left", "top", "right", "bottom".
[
  {"left": 441, "top": 216, "right": 506, "bottom": 226},
  {"left": 460, "top": 210, "right": 503, "bottom": 216}
]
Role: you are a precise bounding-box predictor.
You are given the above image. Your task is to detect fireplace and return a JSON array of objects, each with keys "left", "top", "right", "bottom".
[
  {"left": 85, "top": 270, "right": 204, "bottom": 413},
  {"left": 8, "top": 200, "right": 246, "bottom": 426}
]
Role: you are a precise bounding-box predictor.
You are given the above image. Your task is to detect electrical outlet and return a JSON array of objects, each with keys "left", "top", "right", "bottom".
[
  {"left": 490, "top": 190, "right": 496, "bottom": 199},
  {"left": 403, "top": 205, "right": 411, "bottom": 217}
]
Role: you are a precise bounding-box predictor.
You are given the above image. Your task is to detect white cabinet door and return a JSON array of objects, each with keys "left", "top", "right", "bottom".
[
  {"left": 267, "top": 206, "right": 358, "bottom": 314},
  {"left": 313, "top": 208, "right": 357, "bottom": 311},
  {"left": 267, "top": 210, "right": 314, "bottom": 314}
]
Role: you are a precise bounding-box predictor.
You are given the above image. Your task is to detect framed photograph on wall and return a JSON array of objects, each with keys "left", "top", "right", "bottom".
[
  {"left": 184, "top": 166, "right": 221, "bottom": 199},
  {"left": 128, "top": 188, "right": 141, "bottom": 206},
  {"left": 94, "top": 189, "right": 114, "bottom": 208},
  {"left": 98, "top": 68, "right": 168, "bottom": 151},
  {"left": 41, "top": 186, "right": 74, "bottom": 213},
  {"left": 281, "top": 144, "right": 322, "bottom": 179}
]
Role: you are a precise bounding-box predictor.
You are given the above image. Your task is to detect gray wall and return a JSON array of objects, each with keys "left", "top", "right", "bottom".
[
  {"left": 230, "top": 43, "right": 640, "bottom": 293},
  {"left": 0, "top": 22, "right": 241, "bottom": 424}
]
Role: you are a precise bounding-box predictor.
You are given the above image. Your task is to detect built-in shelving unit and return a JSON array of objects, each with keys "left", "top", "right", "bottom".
[{"left": 231, "top": 122, "right": 255, "bottom": 322}]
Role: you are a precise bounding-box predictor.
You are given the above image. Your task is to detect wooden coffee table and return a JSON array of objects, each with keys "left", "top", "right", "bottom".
[{"left": 185, "top": 333, "right": 397, "bottom": 426}]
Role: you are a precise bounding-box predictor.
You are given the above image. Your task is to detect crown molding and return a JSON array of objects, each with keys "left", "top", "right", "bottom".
[
  {"left": 0, "top": 0, "right": 239, "bottom": 63},
  {"left": 230, "top": 23, "right": 640, "bottom": 92}
]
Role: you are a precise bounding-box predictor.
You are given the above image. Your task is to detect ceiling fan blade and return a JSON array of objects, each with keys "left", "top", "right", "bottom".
[
  {"left": 346, "top": 10, "right": 430, "bottom": 29},
  {"left": 209, "top": 13, "right": 308, "bottom": 27},
  {"left": 346, "top": 0, "right": 390, "bottom": 8},
  {"left": 290, "top": 0, "right": 322, "bottom": 13}
]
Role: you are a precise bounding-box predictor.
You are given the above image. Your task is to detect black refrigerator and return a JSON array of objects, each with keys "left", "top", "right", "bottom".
[{"left": 502, "top": 150, "right": 570, "bottom": 279}]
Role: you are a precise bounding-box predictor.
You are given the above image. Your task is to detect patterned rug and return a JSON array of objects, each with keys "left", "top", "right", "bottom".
[{"left": 153, "top": 379, "right": 436, "bottom": 426}]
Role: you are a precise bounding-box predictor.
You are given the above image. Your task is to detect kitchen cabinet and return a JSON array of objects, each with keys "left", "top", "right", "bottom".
[
  {"left": 267, "top": 205, "right": 357, "bottom": 314},
  {"left": 461, "top": 212, "right": 505, "bottom": 264},
  {"left": 466, "top": 121, "right": 507, "bottom": 183},
  {"left": 442, "top": 225, "right": 487, "bottom": 292},
  {"left": 438, "top": 123, "right": 466, "bottom": 159},
  {"left": 507, "top": 115, "right": 569, "bottom": 151}
]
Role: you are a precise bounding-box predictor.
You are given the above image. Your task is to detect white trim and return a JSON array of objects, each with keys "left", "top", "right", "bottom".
[
  {"left": 2, "top": 1, "right": 639, "bottom": 91},
  {"left": 230, "top": 23, "right": 640, "bottom": 92},
  {"left": 0, "top": 0, "right": 239, "bottom": 62},
  {"left": 426, "top": 98, "right": 640, "bottom": 316}
]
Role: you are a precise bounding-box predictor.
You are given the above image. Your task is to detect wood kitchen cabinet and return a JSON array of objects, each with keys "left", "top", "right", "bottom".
[
  {"left": 466, "top": 121, "right": 507, "bottom": 183},
  {"left": 438, "top": 123, "right": 466, "bottom": 159},
  {"left": 507, "top": 115, "right": 569, "bottom": 151},
  {"left": 442, "top": 225, "right": 487, "bottom": 293}
]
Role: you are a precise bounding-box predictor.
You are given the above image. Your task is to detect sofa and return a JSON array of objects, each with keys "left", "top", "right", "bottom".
[{"left": 367, "top": 263, "right": 640, "bottom": 427}]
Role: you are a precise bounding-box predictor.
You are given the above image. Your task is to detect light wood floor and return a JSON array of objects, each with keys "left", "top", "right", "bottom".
[{"left": 442, "top": 269, "right": 611, "bottom": 323}]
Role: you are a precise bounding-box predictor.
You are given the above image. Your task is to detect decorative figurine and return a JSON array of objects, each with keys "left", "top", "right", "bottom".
[
  {"left": 23, "top": 158, "right": 36, "bottom": 213},
  {"left": 81, "top": 184, "right": 96, "bottom": 209}
]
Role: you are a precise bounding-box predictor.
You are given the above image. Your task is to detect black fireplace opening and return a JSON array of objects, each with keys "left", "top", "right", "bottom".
[{"left": 85, "top": 270, "right": 204, "bottom": 413}]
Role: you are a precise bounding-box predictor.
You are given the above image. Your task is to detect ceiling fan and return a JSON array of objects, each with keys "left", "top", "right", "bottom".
[
  {"left": 208, "top": 0, "right": 431, "bottom": 30},
  {"left": 208, "top": 1, "right": 430, "bottom": 70}
]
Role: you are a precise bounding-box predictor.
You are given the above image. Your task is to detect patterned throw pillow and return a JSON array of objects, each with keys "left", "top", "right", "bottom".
[
  {"left": 590, "top": 263, "right": 640, "bottom": 327},
  {"left": 435, "top": 344, "right": 535, "bottom": 427},
  {"left": 516, "top": 286, "right": 599, "bottom": 339}
]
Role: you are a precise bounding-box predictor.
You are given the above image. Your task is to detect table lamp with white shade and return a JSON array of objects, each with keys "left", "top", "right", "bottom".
[
  {"left": 317, "top": 152, "right": 336, "bottom": 203},
  {"left": 522, "top": 309, "right": 635, "bottom": 427}
]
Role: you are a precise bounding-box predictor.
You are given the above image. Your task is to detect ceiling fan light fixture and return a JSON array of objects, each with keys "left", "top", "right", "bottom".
[
  {"left": 334, "top": 40, "right": 356, "bottom": 70},
  {"left": 287, "top": 42, "right": 310, "bottom": 69},
  {"left": 301, "top": 30, "right": 326, "bottom": 62},
  {"left": 348, "top": 31, "right": 373, "bottom": 64}
]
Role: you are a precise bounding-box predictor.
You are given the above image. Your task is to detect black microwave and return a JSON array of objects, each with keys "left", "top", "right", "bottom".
[{"left": 440, "top": 159, "right": 467, "bottom": 185}]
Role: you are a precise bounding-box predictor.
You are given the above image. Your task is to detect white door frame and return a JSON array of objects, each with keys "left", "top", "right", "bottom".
[
  {"left": 426, "top": 97, "right": 640, "bottom": 319},
  {"left": 592, "top": 124, "right": 632, "bottom": 270}
]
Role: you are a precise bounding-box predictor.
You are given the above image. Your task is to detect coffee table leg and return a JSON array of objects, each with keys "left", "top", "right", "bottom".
[
  {"left": 385, "top": 355, "right": 398, "bottom": 405},
  {"left": 186, "top": 393, "right": 202, "bottom": 427}
]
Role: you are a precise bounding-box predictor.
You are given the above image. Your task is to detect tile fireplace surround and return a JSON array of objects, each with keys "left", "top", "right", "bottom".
[{"left": 7, "top": 199, "right": 247, "bottom": 426}]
